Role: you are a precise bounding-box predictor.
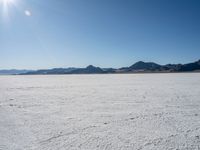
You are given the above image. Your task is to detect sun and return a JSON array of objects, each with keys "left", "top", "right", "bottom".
[
  {"left": 0, "top": 0, "right": 32, "bottom": 18},
  {"left": 0, "top": 0, "right": 16, "bottom": 19},
  {"left": 0, "top": 0, "right": 14, "bottom": 5},
  {"left": 0, "top": 0, "right": 15, "bottom": 8}
]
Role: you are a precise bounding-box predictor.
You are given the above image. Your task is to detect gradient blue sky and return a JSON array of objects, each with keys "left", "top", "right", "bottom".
[{"left": 0, "top": 0, "right": 200, "bottom": 69}]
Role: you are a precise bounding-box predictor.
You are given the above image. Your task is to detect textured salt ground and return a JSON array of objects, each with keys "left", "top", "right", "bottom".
[{"left": 0, "top": 73, "right": 200, "bottom": 150}]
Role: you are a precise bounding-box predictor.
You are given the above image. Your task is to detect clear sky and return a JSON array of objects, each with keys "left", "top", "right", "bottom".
[{"left": 0, "top": 0, "right": 200, "bottom": 69}]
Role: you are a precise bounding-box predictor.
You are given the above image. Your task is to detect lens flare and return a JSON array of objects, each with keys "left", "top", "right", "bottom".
[{"left": 25, "top": 10, "right": 31, "bottom": 16}]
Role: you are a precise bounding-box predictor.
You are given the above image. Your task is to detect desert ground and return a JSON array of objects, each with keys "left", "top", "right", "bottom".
[{"left": 0, "top": 73, "right": 200, "bottom": 150}]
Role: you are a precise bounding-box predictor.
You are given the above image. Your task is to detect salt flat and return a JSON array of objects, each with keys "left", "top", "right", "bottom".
[{"left": 0, "top": 73, "right": 200, "bottom": 150}]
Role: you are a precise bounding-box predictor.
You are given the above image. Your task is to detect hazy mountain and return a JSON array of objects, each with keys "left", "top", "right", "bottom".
[
  {"left": 22, "top": 66, "right": 104, "bottom": 75},
  {"left": 22, "top": 68, "right": 78, "bottom": 75},
  {"left": 0, "top": 69, "right": 32, "bottom": 75},
  {"left": 21, "top": 59, "right": 200, "bottom": 75},
  {"left": 102, "top": 68, "right": 116, "bottom": 73}
]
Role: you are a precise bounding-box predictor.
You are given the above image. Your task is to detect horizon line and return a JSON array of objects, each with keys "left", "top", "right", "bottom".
[{"left": 0, "top": 59, "right": 199, "bottom": 71}]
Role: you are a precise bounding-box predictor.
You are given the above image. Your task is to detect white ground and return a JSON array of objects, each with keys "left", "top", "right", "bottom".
[{"left": 0, "top": 73, "right": 200, "bottom": 150}]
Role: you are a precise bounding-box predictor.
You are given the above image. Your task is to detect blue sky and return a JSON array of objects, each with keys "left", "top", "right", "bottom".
[{"left": 0, "top": 0, "right": 200, "bottom": 69}]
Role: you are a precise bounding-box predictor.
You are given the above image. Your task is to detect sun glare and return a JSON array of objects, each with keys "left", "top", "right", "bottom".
[
  {"left": 0, "top": 0, "right": 32, "bottom": 17},
  {"left": 0, "top": 0, "right": 14, "bottom": 5}
]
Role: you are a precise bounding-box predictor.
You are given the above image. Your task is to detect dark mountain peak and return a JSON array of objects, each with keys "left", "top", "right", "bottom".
[
  {"left": 86, "top": 65, "right": 96, "bottom": 69},
  {"left": 132, "top": 61, "right": 160, "bottom": 66},
  {"left": 135, "top": 61, "right": 145, "bottom": 64},
  {"left": 129, "top": 61, "right": 161, "bottom": 70},
  {"left": 85, "top": 65, "right": 103, "bottom": 73}
]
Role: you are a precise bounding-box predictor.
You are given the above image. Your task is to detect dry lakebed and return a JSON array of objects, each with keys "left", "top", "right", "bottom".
[{"left": 0, "top": 73, "right": 200, "bottom": 150}]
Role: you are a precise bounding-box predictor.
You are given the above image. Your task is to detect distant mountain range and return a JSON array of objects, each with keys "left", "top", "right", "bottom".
[
  {"left": 0, "top": 69, "right": 32, "bottom": 75},
  {"left": 1, "top": 60, "right": 200, "bottom": 75}
]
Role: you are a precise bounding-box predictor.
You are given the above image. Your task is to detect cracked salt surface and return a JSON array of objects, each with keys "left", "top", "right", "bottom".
[{"left": 0, "top": 73, "right": 200, "bottom": 150}]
